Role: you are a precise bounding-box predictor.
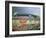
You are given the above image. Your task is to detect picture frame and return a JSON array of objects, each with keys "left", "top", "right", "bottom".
[{"left": 5, "top": 1, "right": 45, "bottom": 37}]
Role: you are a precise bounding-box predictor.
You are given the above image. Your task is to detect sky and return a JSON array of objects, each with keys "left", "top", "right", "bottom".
[{"left": 12, "top": 7, "right": 40, "bottom": 16}]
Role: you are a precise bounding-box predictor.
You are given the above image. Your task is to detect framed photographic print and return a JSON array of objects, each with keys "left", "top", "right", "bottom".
[{"left": 5, "top": 1, "right": 45, "bottom": 37}]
